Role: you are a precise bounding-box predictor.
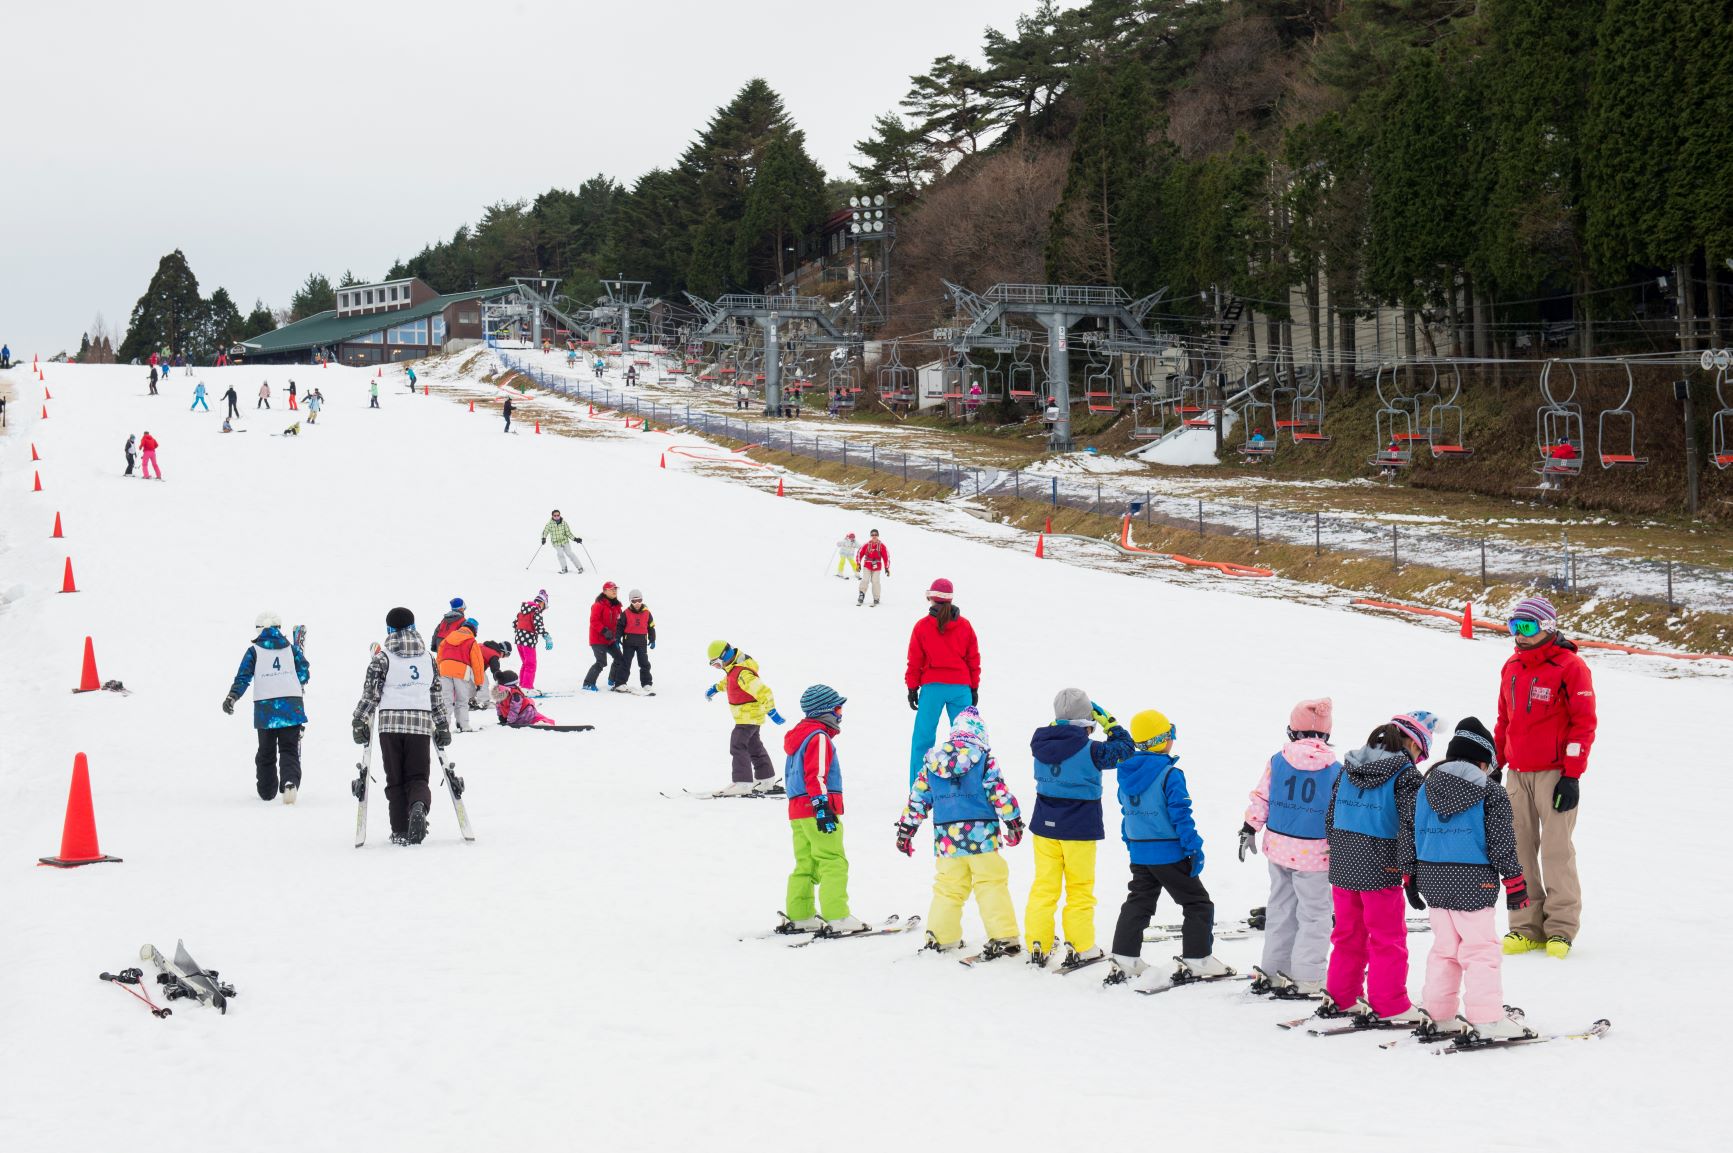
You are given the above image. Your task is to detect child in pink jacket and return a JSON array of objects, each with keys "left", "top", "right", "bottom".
[
  {"left": 492, "top": 670, "right": 556, "bottom": 727},
  {"left": 1239, "top": 698, "right": 1340, "bottom": 998}
]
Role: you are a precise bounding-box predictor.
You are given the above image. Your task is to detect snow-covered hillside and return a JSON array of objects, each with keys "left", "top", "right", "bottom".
[{"left": 0, "top": 356, "right": 1718, "bottom": 1151}]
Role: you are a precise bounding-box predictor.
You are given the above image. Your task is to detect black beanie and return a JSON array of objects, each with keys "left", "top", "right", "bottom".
[
  {"left": 385, "top": 606, "right": 415, "bottom": 630},
  {"left": 1445, "top": 717, "right": 1496, "bottom": 765}
]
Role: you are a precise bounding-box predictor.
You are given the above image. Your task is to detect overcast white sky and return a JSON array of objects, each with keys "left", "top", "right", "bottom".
[{"left": 1, "top": 0, "right": 1051, "bottom": 355}]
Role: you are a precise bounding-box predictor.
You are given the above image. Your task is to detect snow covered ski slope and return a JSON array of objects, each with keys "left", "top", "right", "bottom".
[{"left": 0, "top": 360, "right": 1719, "bottom": 1151}]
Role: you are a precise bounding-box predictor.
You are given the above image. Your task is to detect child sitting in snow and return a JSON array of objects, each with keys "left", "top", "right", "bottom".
[
  {"left": 895, "top": 706, "right": 1024, "bottom": 959},
  {"left": 1106, "top": 709, "right": 1232, "bottom": 988},
  {"left": 492, "top": 669, "right": 556, "bottom": 727},
  {"left": 1238, "top": 698, "right": 1341, "bottom": 999}
]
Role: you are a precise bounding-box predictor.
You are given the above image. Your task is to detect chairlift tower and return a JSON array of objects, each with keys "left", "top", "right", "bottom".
[
  {"left": 602, "top": 277, "right": 653, "bottom": 355},
  {"left": 941, "top": 280, "right": 1169, "bottom": 452},
  {"left": 848, "top": 195, "right": 894, "bottom": 335},
  {"left": 685, "top": 291, "right": 847, "bottom": 415},
  {"left": 509, "top": 276, "right": 565, "bottom": 347}
]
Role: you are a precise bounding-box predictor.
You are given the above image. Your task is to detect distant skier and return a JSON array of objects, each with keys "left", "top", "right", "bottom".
[
  {"left": 190, "top": 381, "right": 208, "bottom": 411},
  {"left": 306, "top": 390, "right": 322, "bottom": 424},
  {"left": 513, "top": 590, "right": 551, "bottom": 691},
  {"left": 503, "top": 395, "right": 514, "bottom": 433},
  {"left": 369, "top": 379, "right": 380, "bottom": 409},
  {"left": 832, "top": 532, "right": 859, "bottom": 579},
  {"left": 407, "top": 367, "right": 418, "bottom": 392},
  {"left": 624, "top": 365, "right": 639, "bottom": 387},
  {"left": 148, "top": 365, "right": 159, "bottom": 395},
  {"left": 610, "top": 589, "right": 655, "bottom": 692},
  {"left": 222, "top": 384, "right": 240, "bottom": 418},
  {"left": 855, "top": 528, "right": 890, "bottom": 607},
  {"left": 705, "top": 639, "right": 783, "bottom": 794},
  {"left": 123, "top": 432, "right": 136, "bottom": 477},
  {"left": 222, "top": 612, "right": 309, "bottom": 802},
  {"left": 584, "top": 582, "right": 625, "bottom": 691},
  {"left": 541, "top": 510, "right": 583, "bottom": 574},
  {"left": 287, "top": 381, "right": 298, "bottom": 410},
  {"left": 352, "top": 606, "right": 451, "bottom": 846},
  {"left": 257, "top": 381, "right": 271, "bottom": 409},
  {"left": 0, "top": 343, "right": 10, "bottom": 369},
  {"left": 138, "top": 430, "right": 161, "bottom": 479}
]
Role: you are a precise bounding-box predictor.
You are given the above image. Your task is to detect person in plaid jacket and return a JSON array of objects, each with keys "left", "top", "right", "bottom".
[{"left": 352, "top": 607, "right": 452, "bottom": 845}]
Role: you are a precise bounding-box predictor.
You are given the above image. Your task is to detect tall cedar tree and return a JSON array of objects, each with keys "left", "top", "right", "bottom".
[
  {"left": 118, "top": 249, "right": 204, "bottom": 362},
  {"left": 738, "top": 129, "right": 827, "bottom": 285}
]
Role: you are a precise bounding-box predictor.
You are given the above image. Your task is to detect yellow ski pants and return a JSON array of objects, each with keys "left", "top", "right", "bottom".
[
  {"left": 928, "top": 853, "right": 1018, "bottom": 947},
  {"left": 1025, "top": 835, "right": 1097, "bottom": 954}
]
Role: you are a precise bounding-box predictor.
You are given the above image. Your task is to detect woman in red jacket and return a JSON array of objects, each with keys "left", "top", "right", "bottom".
[
  {"left": 583, "top": 582, "right": 624, "bottom": 692},
  {"left": 904, "top": 577, "right": 980, "bottom": 785},
  {"left": 139, "top": 430, "right": 162, "bottom": 479}
]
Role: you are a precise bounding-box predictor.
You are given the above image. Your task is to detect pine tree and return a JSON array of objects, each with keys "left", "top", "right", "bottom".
[
  {"left": 850, "top": 113, "right": 934, "bottom": 204},
  {"left": 243, "top": 300, "right": 276, "bottom": 339},
  {"left": 289, "top": 273, "right": 337, "bottom": 321},
  {"left": 118, "top": 249, "right": 205, "bottom": 362},
  {"left": 739, "top": 129, "right": 828, "bottom": 285}
]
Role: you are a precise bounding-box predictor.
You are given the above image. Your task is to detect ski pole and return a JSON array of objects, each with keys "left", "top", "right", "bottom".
[
  {"left": 580, "top": 542, "right": 597, "bottom": 571},
  {"left": 525, "top": 542, "right": 545, "bottom": 571}
]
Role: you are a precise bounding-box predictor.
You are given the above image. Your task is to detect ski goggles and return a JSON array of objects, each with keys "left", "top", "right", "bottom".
[
  {"left": 1507, "top": 617, "right": 1544, "bottom": 638},
  {"left": 1135, "top": 723, "right": 1177, "bottom": 751}
]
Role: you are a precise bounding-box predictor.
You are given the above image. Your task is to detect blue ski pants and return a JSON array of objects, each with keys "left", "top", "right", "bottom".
[{"left": 908, "top": 682, "right": 973, "bottom": 785}]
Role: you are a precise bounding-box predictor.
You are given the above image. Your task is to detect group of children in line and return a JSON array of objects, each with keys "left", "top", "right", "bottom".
[{"left": 758, "top": 674, "right": 1536, "bottom": 1041}]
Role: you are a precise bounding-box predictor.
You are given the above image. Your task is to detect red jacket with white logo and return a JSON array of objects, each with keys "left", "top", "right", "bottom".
[
  {"left": 856, "top": 540, "right": 890, "bottom": 572},
  {"left": 1493, "top": 637, "right": 1597, "bottom": 778}
]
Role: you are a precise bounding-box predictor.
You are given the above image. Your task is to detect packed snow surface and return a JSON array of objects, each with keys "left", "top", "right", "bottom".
[{"left": 0, "top": 360, "right": 1719, "bottom": 1151}]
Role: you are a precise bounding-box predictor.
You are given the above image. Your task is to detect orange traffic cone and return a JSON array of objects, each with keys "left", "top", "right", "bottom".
[
  {"left": 33, "top": 470, "right": 42, "bottom": 491},
  {"left": 1461, "top": 602, "right": 1475, "bottom": 639},
  {"left": 77, "top": 636, "right": 101, "bottom": 692},
  {"left": 44, "top": 386, "right": 53, "bottom": 400},
  {"left": 776, "top": 477, "right": 785, "bottom": 497},
  {"left": 61, "top": 557, "right": 77, "bottom": 593},
  {"left": 31, "top": 443, "right": 40, "bottom": 461},
  {"left": 534, "top": 421, "right": 541, "bottom": 435},
  {"left": 1043, "top": 516, "right": 1051, "bottom": 534},
  {"left": 52, "top": 511, "right": 63, "bottom": 538},
  {"left": 38, "top": 753, "right": 122, "bottom": 867},
  {"left": 41, "top": 404, "right": 48, "bottom": 418},
  {"left": 659, "top": 453, "right": 666, "bottom": 469},
  {"left": 468, "top": 399, "right": 475, "bottom": 413},
  {"left": 422, "top": 384, "right": 428, "bottom": 396},
  {"left": 1035, "top": 533, "right": 1046, "bottom": 558},
  {"left": 377, "top": 367, "right": 382, "bottom": 377}
]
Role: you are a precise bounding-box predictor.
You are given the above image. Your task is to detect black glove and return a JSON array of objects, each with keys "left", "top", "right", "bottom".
[
  {"left": 222, "top": 694, "right": 236, "bottom": 716},
  {"left": 969, "top": 687, "right": 978, "bottom": 706},
  {"left": 352, "top": 720, "right": 369, "bottom": 745},
  {"left": 1404, "top": 875, "right": 1427, "bottom": 911},
  {"left": 907, "top": 688, "right": 919, "bottom": 711},
  {"left": 434, "top": 726, "right": 451, "bottom": 749},
  {"left": 1237, "top": 822, "right": 1258, "bottom": 862},
  {"left": 811, "top": 793, "right": 837, "bottom": 835},
  {"left": 1552, "top": 776, "right": 1579, "bottom": 813},
  {"left": 575, "top": 537, "right": 583, "bottom": 544}
]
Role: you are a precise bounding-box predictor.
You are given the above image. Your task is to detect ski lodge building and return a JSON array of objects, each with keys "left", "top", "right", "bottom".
[{"left": 239, "top": 278, "right": 514, "bottom": 365}]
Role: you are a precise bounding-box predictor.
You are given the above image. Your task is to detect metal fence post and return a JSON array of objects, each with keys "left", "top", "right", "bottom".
[
  {"left": 1146, "top": 491, "right": 1152, "bottom": 526},
  {"left": 1666, "top": 560, "right": 1675, "bottom": 612},
  {"left": 1315, "top": 511, "right": 1321, "bottom": 557},
  {"left": 842, "top": 442, "right": 847, "bottom": 469},
  {"left": 1480, "top": 540, "right": 1488, "bottom": 590},
  {"left": 1013, "top": 471, "right": 1019, "bottom": 499},
  {"left": 1051, "top": 477, "right": 1058, "bottom": 507},
  {"left": 1198, "top": 499, "right": 1205, "bottom": 536},
  {"left": 903, "top": 453, "right": 908, "bottom": 482},
  {"left": 1392, "top": 525, "right": 1400, "bottom": 570},
  {"left": 871, "top": 445, "right": 877, "bottom": 472},
  {"left": 1254, "top": 505, "right": 1261, "bottom": 547}
]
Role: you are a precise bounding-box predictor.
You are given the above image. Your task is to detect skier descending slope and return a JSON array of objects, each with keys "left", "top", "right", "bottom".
[
  {"left": 541, "top": 510, "right": 584, "bottom": 575},
  {"left": 222, "top": 611, "right": 310, "bottom": 803},
  {"left": 781, "top": 685, "right": 865, "bottom": 935},
  {"left": 705, "top": 640, "right": 784, "bottom": 795},
  {"left": 352, "top": 607, "right": 451, "bottom": 846}
]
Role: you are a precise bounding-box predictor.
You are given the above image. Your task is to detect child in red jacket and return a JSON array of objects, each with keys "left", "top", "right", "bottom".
[{"left": 778, "top": 685, "right": 865, "bottom": 936}]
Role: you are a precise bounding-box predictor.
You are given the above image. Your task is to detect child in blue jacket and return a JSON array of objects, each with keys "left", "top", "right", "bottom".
[
  {"left": 1107, "top": 709, "right": 1233, "bottom": 987},
  {"left": 1025, "top": 687, "right": 1135, "bottom": 968}
]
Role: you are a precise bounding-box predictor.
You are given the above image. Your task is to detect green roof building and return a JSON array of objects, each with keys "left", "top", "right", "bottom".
[{"left": 240, "top": 279, "right": 515, "bottom": 365}]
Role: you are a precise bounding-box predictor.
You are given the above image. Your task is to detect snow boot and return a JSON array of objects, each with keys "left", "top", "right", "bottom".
[
  {"left": 714, "top": 781, "right": 756, "bottom": 797},
  {"left": 582, "top": 684, "right": 600, "bottom": 693},
  {"left": 1059, "top": 945, "right": 1103, "bottom": 971},
  {"left": 406, "top": 802, "right": 428, "bottom": 845},
  {"left": 980, "top": 937, "right": 1021, "bottom": 960},
  {"left": 1283, "top": 976, "right": 1326, "bottom": 1000},
  {"left": 1503, "top": 931, "right": 1546, "bottom": 955},
  {"left": 1313, "top": 991, "right": 1355, "bottom": 1019},
  {"left": 1417, "top": 1010, "right": 1466, "bottom": 1037},
  {"left": 751, "top": 777, "right": 785, "bottom": 795},
  {"left": 820, "top": 915, "right": 868, "bottom": 937},
  {"left": 1104, "top": 955, "right": 1148, "bottom": 986},
  {"left": 281, "top": 784, "right": 298, "bottom": 805},
  {"left": 1359, "top": 999, "right": 1427, "bottom": 1027},
  {"left": 922, "top": 931, "right": 963, "bottom": 953},
  {"left": 1026, "top": 943, "right": 1059, "bottom": 969},
  {"left": 1248, "top": 965, "right": 1283, "bottom": 995},
  {"left": 1175, "top": 955, "right": 1233, "bottom": 980},
  {"left": 782, "top": 915, "right": 824, "bottom": 934},
  {"left": 856, "top": 591, "right": 864, "bottom": 607},
  {"left": 1463, "top": 1013, "right": 1536, "bottom": 1041},
  {"left": 1546, "top": 935, "right": 1572, "bottom": 959}
]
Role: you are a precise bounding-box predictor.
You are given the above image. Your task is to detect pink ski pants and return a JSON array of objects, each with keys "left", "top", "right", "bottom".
[{"left": 1326, "top": 885, "right": 1410, "bottom": 1016}]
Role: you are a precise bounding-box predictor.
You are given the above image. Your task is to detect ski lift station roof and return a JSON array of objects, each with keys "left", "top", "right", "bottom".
[{"left": 241, "top": 283, "right": 516, "bottom": 362}]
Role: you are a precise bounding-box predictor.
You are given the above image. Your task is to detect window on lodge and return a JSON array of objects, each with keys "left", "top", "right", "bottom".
[
  {"left": 351, "top": 330, "right": 384, "bottom": 344},
  {"left": 385, "top": 319, "right": 429, "bottom": 345},
  {"left": 431, "top": 316, "right": 447, "bottom": 345}
]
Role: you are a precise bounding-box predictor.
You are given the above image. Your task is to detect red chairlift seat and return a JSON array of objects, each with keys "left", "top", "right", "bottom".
[{"left": 1430, "top": 444, "right": 1474, "bottom": 459}]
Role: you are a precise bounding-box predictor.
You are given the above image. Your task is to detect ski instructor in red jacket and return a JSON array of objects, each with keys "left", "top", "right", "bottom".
[
  {"left": 1493, "top": 596, "right": 1597, "bottom": 958},
  {"left": 904, "top": 577, "right": 980, "bottom": 785}
]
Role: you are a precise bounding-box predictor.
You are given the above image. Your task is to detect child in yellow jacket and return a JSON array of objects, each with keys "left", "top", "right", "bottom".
[{"left": 706, "top": 640, "right": 784, "bottom": 796}]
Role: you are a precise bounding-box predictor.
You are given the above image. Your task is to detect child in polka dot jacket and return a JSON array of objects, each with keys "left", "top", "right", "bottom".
[
  {"left": 1320, "top": 711, "right": 1436, "bottom": 1025},
  {"left": 1402, "top": 717, "right": 1533, "bottom": 1041}
]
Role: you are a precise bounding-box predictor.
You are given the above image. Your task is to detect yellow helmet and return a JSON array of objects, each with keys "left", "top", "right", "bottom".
[{"left": 1129, "top": 709, "right": 1175, "bottom": 751}]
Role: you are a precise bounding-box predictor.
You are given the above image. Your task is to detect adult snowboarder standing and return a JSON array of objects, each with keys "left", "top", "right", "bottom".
[
  {"left": 1493, "top": 597, "right": 1597, "bottom": 958},
  {"left": 541, "top": 510, "right": 583, "bottom": 574},
  {"left": 223, "top": 612, "right": 310, "bottom": 802},
  {"left": 352, "top": 607, "right": 451, "bottom": 845}
]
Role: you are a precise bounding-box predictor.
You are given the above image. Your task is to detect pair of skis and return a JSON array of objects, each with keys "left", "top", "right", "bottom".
[
  {"left": 352, "top": 740, "right": 474, "bottom": 847},
  {"left": 740, "top": 914, "right": 921, "bottom": 947}
]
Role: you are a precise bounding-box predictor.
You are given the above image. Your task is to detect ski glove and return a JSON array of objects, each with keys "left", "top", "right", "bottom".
[
  {"left": 1403, "top": 875, "right": 1426, "bottom": 911},
  {"left": 907, "top": 688, "right": 919, "bottom": 711},
  {"left": 540, "top": 537, "right": 547, "bottom": 545},
  {"left": 969, "top": 687, "right": 978, "bottom": 706},
  {"left": 434, "top": 726, "right": 451, "bottom": 749},
  {"left": 767, "top": 708, "right": 786, "bottom": 725},
  {"left": 1504, "top": 875, "right": 1531, "bottom": 911},
  {"left": 895, "top": 825, "right": 917, "bottom": 856},
  {"left": 1003, "top": 817, "right": 1025, "bottom": 848},
  {"left": 575, "top": 537, "right": 583, "bottom": 544},
  {"left": 1090, "top": 702, "right": 1116, "bottom": 730},
  {"left": 222, "top": 694, "right": 237, "bottom": 716},
  {"left": 706, "top": 686, "right": 718, "bottom": 701},
  {"left": 544, "top": 636, "right": 553, "bottom": 651},
  {"left": 1237, "top": 822, "right": 1258, "bottom": 862},
  {"left": 649, "top": 641, "right": 656, "bottom": 650},
  {"left": 351, "top": 720, "right": 369, "bottom": 746},
  {"left": 1552, "top": 776, "right": 1580, "bottom": 813},
  {"left": 811, "top": 793, "right": 837, "bottom": 834}
]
